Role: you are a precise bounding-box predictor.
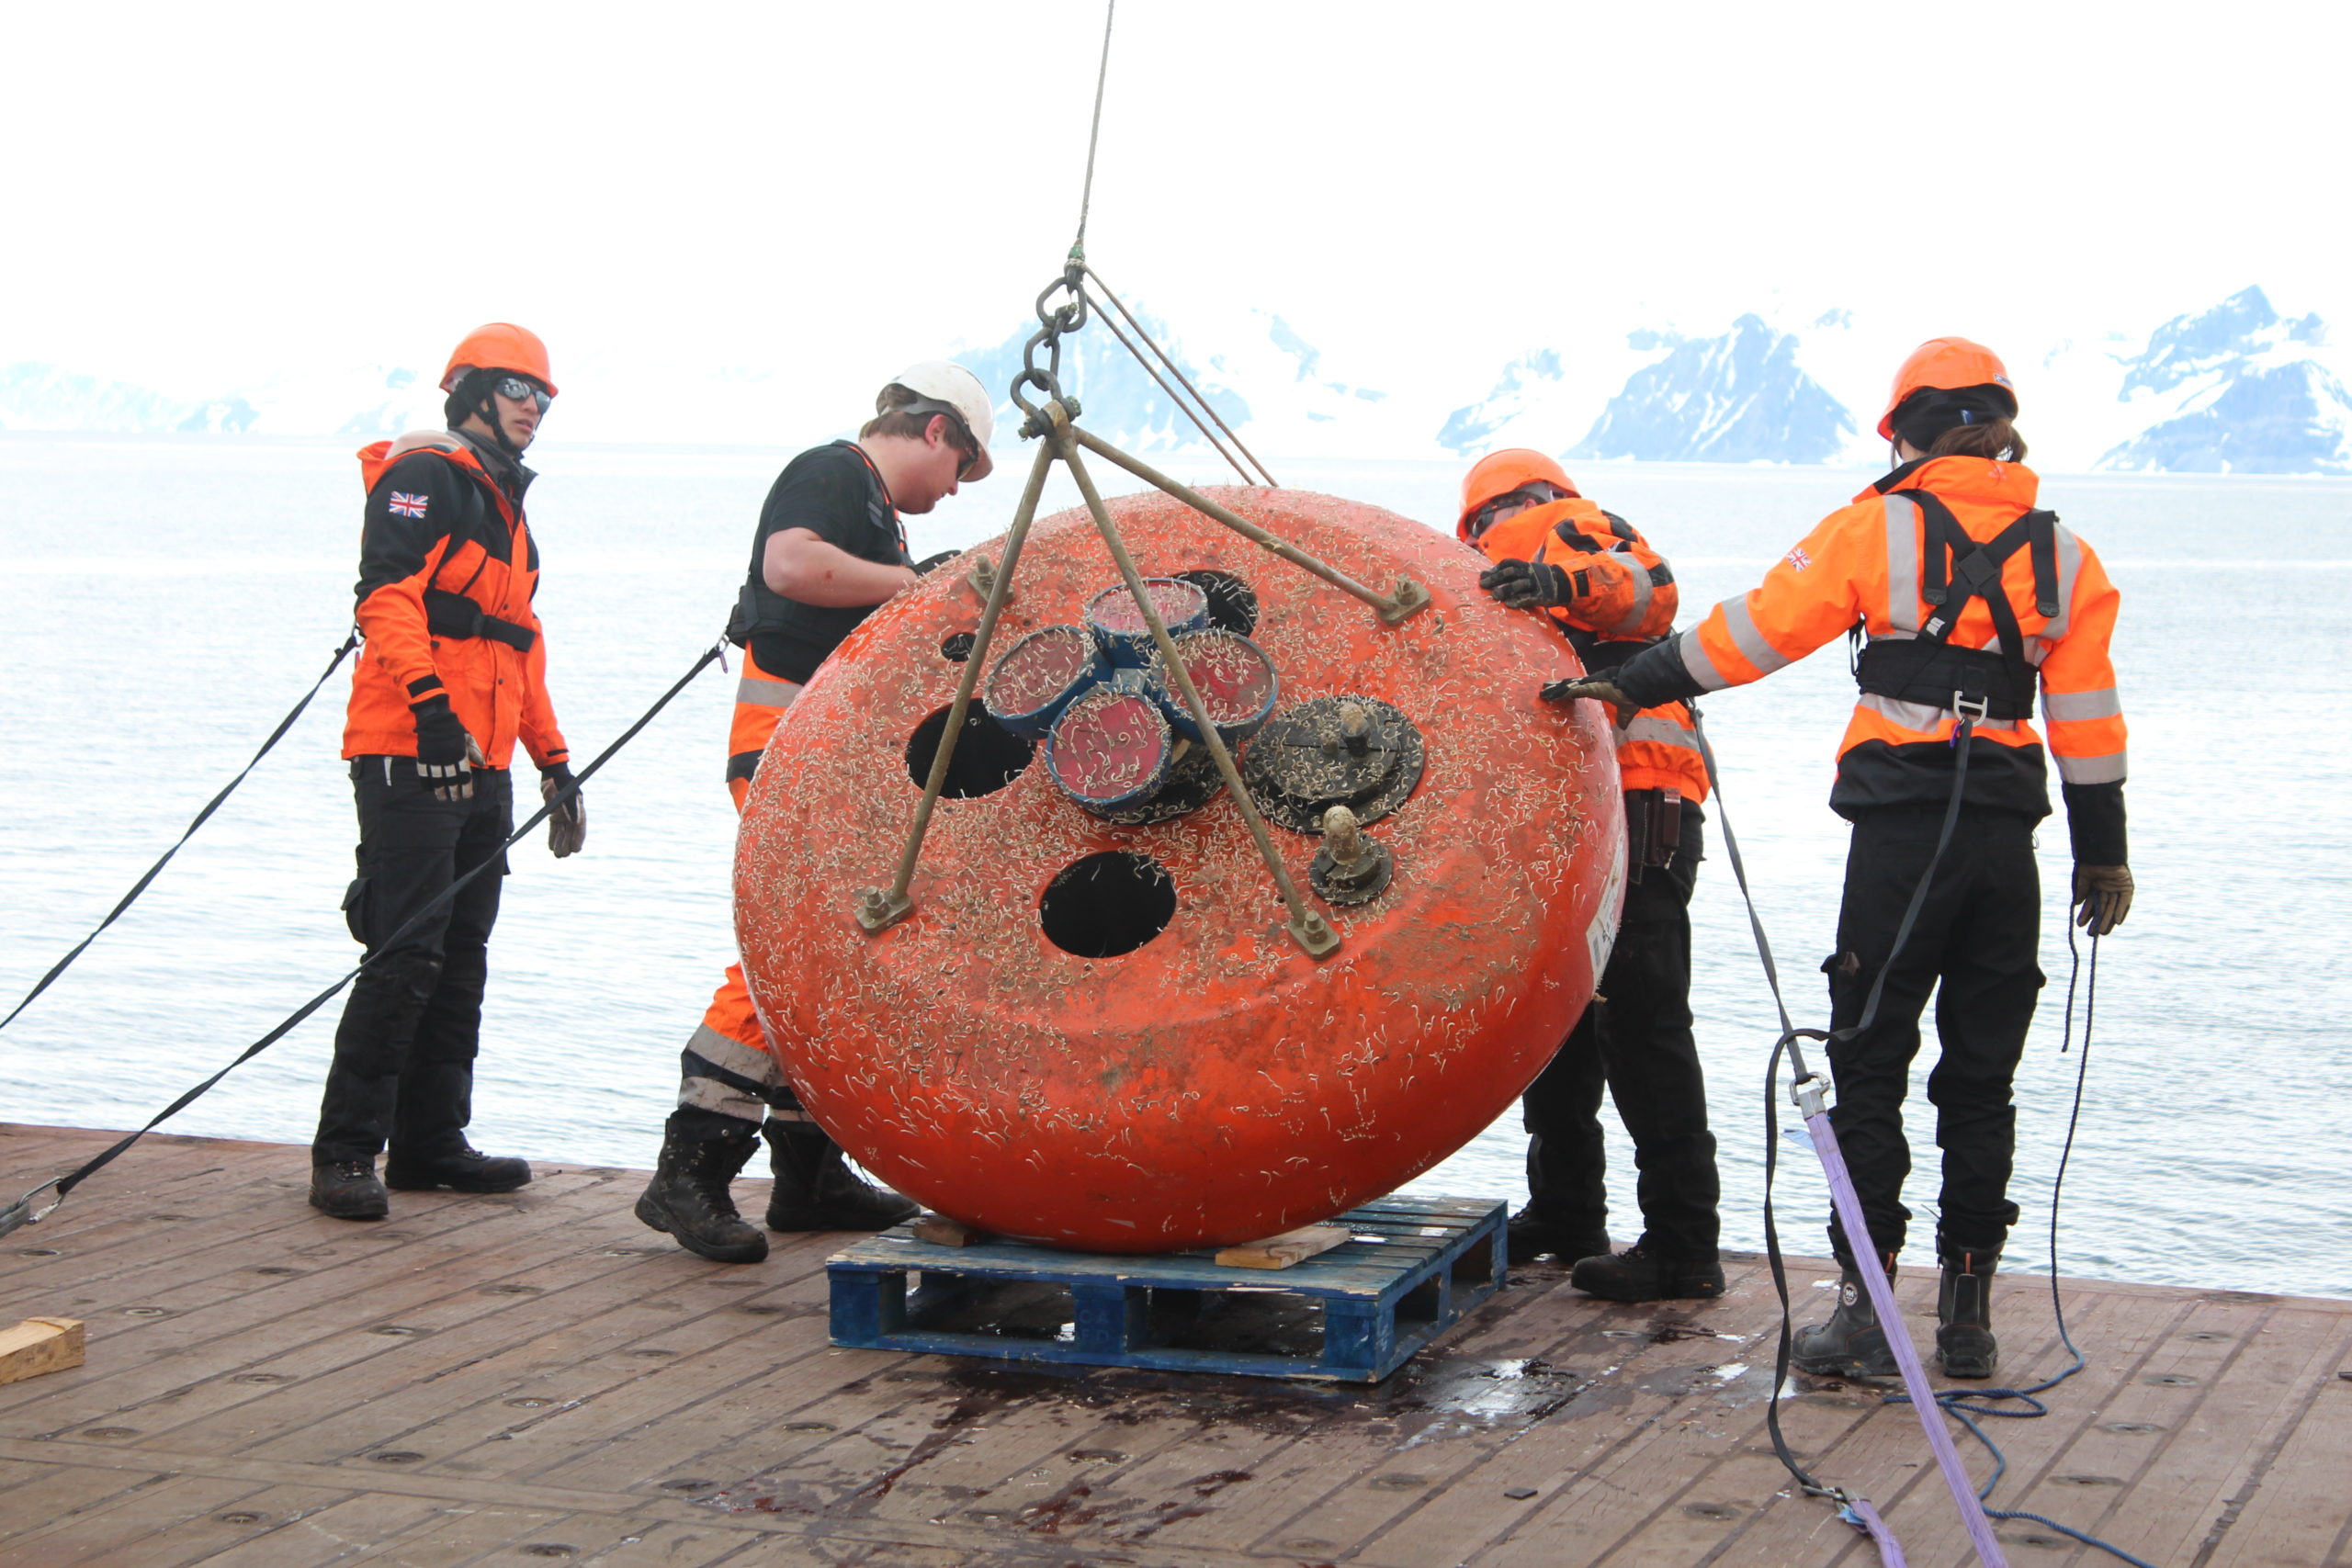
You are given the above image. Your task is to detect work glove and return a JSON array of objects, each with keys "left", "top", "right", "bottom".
[
  {"left": 2072, "top": 863, "right": 2133, "bottom": 936},
  {"left": 412, "top": 694, "right": 480, "bottom": 802},
  {"left": 1478, "top": 558, "right": 1574, "bottom": 610},
  {"left": 912, "top": 549, "right": 960, "bottom": 576},
  {"left": 1540, "top": 675, "right": 1638, "bottom": 727},
  {"left": 540, "top": 762, "right": 586, "bottom": 858}
]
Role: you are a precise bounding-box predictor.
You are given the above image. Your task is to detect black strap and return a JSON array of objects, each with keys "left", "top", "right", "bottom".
[
  {"left": 424, "top": 588, "right": 536, "bottom": 651},
  {"left": 0, "top": 639, "right": 727, "bottom": 1239},
  {"left": 1, "top": 630, "right": 362, "bottom": 1033},
  {"left": 1893, "top": 490, "right": 2051, "bottom": 713},
  {"left": 1854, "top": 639, "right": 2034, "bottom": 720}
]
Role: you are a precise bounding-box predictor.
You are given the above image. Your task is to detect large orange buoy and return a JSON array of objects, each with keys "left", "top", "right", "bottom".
[{"left": 734, "top": 486, "right": 1624, "bottom": 1253}]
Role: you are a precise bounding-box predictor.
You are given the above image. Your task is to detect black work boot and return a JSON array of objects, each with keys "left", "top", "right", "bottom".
[
  {"left": 1506, "top": 1209, "right": 1610, "bottom": 1267},
  {"left": 309, "top": 1159, "right": 390, "bottom": 1221},
  {"left": 763, "top": 1116, "right": 918, "bottom": 1233},
  {"left": 635, "top": 1110, "right": 768, "bottom": 1263},
  {"left": 1936, "top": 1243, "right": 2001, "bottom": 1379},
  {"left": 384, "top": 1145, "right": 532, "bottom": 1192},
  {"left": 1792, "top": 1254, "right": 1900, "bottom": 1377},
  {"left": 1570, "top": 1240, "right": 1725, "bottom": 1302}
]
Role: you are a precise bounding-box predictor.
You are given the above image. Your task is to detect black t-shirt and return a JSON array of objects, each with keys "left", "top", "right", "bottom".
[{"left": 741, "top": 441, "right": 909, "bottom": 682}]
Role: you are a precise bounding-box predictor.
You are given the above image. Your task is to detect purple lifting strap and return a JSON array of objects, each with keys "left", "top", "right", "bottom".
[
  {"left": 1840, "top": 1497, "right": 1907, "bottom": 1566},
  {"left": 1808, "top": 1103, "right": 2010, "bottom": 1568}
]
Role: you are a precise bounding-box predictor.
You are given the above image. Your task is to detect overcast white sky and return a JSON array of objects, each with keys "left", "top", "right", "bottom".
[{"left": 6, "top": 0, "right": 2345, "bottom": 430}]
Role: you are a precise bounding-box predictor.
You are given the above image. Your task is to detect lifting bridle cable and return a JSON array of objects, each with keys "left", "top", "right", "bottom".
[
  {"left": 0, "top": 639, "right": 725, "bottom": 1240},
  {"left": 1055, "top": 1, "right": 1274, "bottom": 489},
  {"left": 1696, "top": 713, "right": 2154, "bottom": 1567},
  {"left": 1083, "top": 269, "right": 1278, "bottom": 487},
  {"left": 0, "top": 629, "right": 362, "bottom": 1033},
  {"left": 1072, "top": 0, "right": 1114, "bottom": 254}
]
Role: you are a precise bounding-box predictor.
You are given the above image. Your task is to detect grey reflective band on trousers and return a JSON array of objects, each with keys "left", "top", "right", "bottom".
[{"left": 736, "top": 673, "right": 803, "bottom": 709}]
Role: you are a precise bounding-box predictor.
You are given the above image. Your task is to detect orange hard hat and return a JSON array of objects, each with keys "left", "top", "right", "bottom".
[
  {"left": 1877, "top": 337, "right": 2013, "bottom": 440},
  {"left": 440, "top": 322, "right": 558, "bottom": 396},
  {"left": 1457, "top": 448, "right": 1579, "bottom": 538}
]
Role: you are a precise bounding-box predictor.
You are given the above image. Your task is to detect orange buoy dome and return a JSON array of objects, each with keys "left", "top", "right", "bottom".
[{"left": 734, "top": 486, "right": 1624, "bottom": 1253}]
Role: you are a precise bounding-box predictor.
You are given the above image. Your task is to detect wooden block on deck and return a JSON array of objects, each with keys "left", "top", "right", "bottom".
[
  {"left": 0, "top": 1317, "right": 84, "bottom": 1384},
  {"left": 1216, "top": 1223, "right": 1351, "bottom": 1270},
  {"left": 908, "top": 1213, "right": 985, "bottom": 1247}
]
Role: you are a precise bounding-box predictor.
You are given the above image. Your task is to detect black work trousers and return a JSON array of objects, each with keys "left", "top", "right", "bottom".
[
  {"left": 1823, "top": 806, "right": 2043, "bottom": 1265},
  {"left": 312, "top": 758, "right": 512, "bottom": 1165},
  {"left": 1521, "top": 813, "right": 1719, "bottom": 1258}
]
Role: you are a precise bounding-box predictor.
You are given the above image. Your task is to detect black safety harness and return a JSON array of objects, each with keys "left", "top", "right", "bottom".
[
  {"left": 1852, "top": 487, "right": 2058, "bottom": 726},
  {"left": 726, "top": 442, "right": 905, "bottom": 649},
  {"left": 423, "top": 587, "right": 536, "bottom": 651}
]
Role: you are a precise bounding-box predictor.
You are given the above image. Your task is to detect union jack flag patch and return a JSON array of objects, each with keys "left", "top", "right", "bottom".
[
  {"left": 1785, "top": 546, "right": 1813, "bottom": 572},
  {"left": 389, "top": 491, "right": 428, "bottom": 519}
]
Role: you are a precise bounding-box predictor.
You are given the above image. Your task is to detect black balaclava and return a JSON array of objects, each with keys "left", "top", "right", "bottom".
[
  {"left": 1889, "top": 385, "right": 2018, "bottom": 454},
  {"left": 445, "top": 367, "right": 528, "bottom": 461}
]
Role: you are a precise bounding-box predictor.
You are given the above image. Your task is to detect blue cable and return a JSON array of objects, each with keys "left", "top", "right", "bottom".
[{"left": 1883, "top": 929, "right": 2162, "bottom": 1568}]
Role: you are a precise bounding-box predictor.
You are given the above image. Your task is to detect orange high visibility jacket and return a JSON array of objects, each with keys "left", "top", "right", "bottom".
[
  {"left": 1473, "top": 497, "right": 1707, "bottom": 801},
  {"left": 1645, "top": 456, "right": 2125, "bottom": 858},
  {"left": 341, "top": 432, "right": 569, "bottom": 772}
]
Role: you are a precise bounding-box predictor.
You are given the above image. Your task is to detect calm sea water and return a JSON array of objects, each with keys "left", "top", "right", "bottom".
[{"left": 3, "top": 434, "right": 2346, "bottom": 1299}]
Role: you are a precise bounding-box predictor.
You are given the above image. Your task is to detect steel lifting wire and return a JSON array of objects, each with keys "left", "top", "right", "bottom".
[
  {"left": 1085, "top": 267, "right": 1278, "bottom": 487},
  {"left": 1046, "top": 1, "right": 1275, "bottom": 488}
]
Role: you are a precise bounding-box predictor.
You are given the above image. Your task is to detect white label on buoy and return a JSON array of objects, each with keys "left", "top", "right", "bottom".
[{"left": 1587, "top": 827, "right": 1628, "bottom": 981}]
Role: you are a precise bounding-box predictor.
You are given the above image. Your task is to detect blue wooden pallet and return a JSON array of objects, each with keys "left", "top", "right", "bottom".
[{"left": 826, "top": 1194, "right": 1506, "bottom": 1382}]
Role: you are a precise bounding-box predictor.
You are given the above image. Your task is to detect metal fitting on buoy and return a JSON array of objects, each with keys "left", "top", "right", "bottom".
[{"left": 1309, "top": 804, "right": 1395, "bottom": 906}]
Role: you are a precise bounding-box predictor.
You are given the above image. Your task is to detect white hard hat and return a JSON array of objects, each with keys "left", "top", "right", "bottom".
[{"left": 884, "top": 361, "right": 995, "bottom": 482}]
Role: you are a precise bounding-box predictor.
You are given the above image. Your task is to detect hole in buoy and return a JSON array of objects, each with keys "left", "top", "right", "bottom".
[
  {"left": 1175, "top": 570, "right": 1259, "bottom": 635},
  {"left": 939, "top": 630, "right": 977, "bottom": 662},
  {"left": 904, "top": 705, "right": 1033, "bottom": 798},
  {"left": 1039, "top": 852, "right": 1175, "bottom": 958}
]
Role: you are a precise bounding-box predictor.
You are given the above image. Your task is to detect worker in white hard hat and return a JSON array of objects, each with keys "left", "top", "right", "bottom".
[{"left": 634, "top": 362, "right": 997, "bottom": 1262}]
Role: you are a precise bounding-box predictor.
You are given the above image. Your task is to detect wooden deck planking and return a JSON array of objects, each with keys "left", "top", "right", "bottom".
[{"left": 1, "top": 1122, "right": 2346, "bottom": 1567}]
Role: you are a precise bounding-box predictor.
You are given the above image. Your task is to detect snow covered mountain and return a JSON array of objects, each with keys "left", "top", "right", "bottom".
[
  {"left": 950, "top": 305, "right": 1407, "bottom": 468},
  {"left": 2096, "top": 288, "right": 2350, "bottom": 474},
  {"left": 956, "top": 306, "right": 1251, "bottom": 457},
  {"left": 0, "top": 363, "right": 255, "bottom": 434},
  {"left": 9, "top": 287, "right": 2350, "bottom": 476},
  {"left": 0, "top": 360, "right": 436, "bottom": 437},
  {"left": 1437, "top": 351, "right": 1570, "bottom": 457},
  {"left": 1569, "top": 316, "right": 1855, "bottom": 464}
]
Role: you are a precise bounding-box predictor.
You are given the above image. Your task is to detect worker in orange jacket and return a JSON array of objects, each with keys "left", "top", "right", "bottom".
[
  {"left": 311, "top": 323, "right": 585, "bottom": 1221},
  {"left": 1553, "top": 340, "right": 2133, "bottom": 1378},
  {"left": 1463, "top": 451, "right": 1724, "bottom": 1302},
  {"left": 633, "top": 363, "right": 996, "bottom": 1263}
]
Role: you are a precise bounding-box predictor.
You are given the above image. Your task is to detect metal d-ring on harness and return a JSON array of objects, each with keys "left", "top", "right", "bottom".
[
  {"left": 0, "top": 628, "right": 363, "bottom": 1034},
  {"left": 0, "top": 640, "right": 729, "bottom": 1240},
  {"left": 850, "top": 1, "right": 1430, "bottom": 961}
]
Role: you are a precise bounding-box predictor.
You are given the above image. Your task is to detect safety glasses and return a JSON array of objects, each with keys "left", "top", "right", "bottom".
[
  {"left": 493, "top": 376, "right": 554, "bottom": 413},
  {"left": 949, "top": 423, "right": 985, "bottom": 481}
]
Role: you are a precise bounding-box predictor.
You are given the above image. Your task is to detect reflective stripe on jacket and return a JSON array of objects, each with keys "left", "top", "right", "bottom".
[
  {"left": 1672, "top": 456, "right": 2124, "bottom": 819},
  {"left": 342, "top": 432, "right": 568, "bottom": 770},
  {"left": 1475, "top": 497, "right": 1706, "bottom": 801}
]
